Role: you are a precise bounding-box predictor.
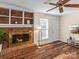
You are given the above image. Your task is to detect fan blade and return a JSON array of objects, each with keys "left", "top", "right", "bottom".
[
  {"left": 59, "top": 6, "right": 64, "bottom": 13},
  {"left": 49, "top": 3, "right": 57, "bottom": 6},
  {"left": 47, "top": 6, "right": 58, "bottom": 12},
  {"left": 63, "top": 0, "right": 70, "bottom": 4},
  {"left": 64, "top": 4, "right": 79, "bottom": 8}
]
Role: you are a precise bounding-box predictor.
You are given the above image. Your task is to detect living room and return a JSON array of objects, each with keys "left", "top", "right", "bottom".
[{"left": 0, "top": 0, "right": 79, "bottom": 59}]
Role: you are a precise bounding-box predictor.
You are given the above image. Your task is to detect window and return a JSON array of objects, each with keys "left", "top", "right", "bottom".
[{"left": 40, "top": 18, "right": 48, "bottom": 40}]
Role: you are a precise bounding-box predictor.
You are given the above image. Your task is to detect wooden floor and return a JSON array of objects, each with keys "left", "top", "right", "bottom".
[{"left": 16, "top": 41, "right": 79, "bottom": 59}]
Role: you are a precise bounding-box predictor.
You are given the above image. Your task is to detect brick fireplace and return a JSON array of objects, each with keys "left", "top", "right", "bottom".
[
  {"left": 0, "top": 28, "right": 34, "bottom": 47},
  {"left": 12, "top": 33, "right": 30, "bottom": 43}
]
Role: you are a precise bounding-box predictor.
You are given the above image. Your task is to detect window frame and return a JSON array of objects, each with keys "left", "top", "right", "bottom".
[{"left": 39, "top": 18, "right": 48, "bottom": 40}]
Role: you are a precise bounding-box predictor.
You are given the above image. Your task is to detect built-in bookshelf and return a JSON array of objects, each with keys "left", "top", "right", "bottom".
[
  {"left": 0, "top": 7, "right": 33, "bottom": 27},
  {"left": 24, "top": 12, "right": 33, "bottom": 24}
]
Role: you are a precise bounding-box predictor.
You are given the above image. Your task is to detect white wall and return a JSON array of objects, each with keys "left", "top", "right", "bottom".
[
  {"left": 0, "top": 2, "right": 60, "bottom": 45},
  {"left": 0, "top": 2, "right": 32, "bottom": 12},
  {"left": 34, "top": 13, "right": 60, "bottom": 45},
  {"left": 60, "top": 13, "right": 79, "bottom": 42}
]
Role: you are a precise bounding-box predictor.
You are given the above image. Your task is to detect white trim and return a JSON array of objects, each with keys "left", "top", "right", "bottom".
[
  {"left": 0, "top": 24, "right": 33, "bottom": 28},
  {"left": 9, "top": 8, "right": 11, "bottom": 24},
  {"left": 11, "top": 16, "right": 22, "bottom": 18},
  {"left": 0, "top": 15, "right": 9, "bottom": 17},
  {"left": 23, "top": 11, "right": 24, "bottom": 24}
]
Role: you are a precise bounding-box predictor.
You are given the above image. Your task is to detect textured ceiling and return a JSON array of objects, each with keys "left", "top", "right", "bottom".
[{"left": 0, "top": 0, "right": 79, "bottom": 15}]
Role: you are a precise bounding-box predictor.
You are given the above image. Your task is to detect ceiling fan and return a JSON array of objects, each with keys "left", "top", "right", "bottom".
[{"left": 45, "top": 0, "right": 79, "bottom": 13}]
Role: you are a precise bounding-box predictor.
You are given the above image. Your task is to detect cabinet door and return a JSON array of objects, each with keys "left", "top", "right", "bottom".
[
  {"left": 0, "top": 17, "right": 9, "bottom": 24},
  {"left": 11, "top": 17, "right": 22, "bottom": 24}
]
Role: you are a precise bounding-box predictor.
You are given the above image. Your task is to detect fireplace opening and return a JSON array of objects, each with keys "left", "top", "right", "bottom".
[{"left": 12, "top": 33, "right": 30, "bottom": 43}]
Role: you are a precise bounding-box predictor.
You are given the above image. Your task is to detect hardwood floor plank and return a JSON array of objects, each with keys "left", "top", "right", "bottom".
[{"left": 1, "top": 41, "right": 79, "bottom": 59}]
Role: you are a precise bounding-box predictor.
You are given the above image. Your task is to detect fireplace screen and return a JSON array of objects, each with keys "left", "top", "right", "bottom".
[{"left": 12, "top": 33, "right": 29, "bottom": 43}]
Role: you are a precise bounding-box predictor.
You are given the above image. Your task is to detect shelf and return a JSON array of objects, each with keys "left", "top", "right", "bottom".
[
  {"left": 11, "top": 16, "right": 22, "bottom": 18},
  {"left": 0, "top": 24, "right": 33, "bottom": 28},
  {"left": 0, "top": 8, "right": 34, "bottom": 26},
  {"left": 24, "top": 17, "right": 33, "bottom": 19},
  {"left": 0, "top": 15, "right": 9, "bottom": 17}
]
